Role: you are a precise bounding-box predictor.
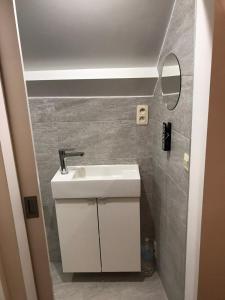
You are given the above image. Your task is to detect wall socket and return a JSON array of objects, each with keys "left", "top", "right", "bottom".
[{"left": 136, "top": 105, "right": 148, "bottom": 125}]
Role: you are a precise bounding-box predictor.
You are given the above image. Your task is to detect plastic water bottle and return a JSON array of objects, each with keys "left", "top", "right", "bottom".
[{"left": 141, "top": 237, "right": 155, "bottom": 276}]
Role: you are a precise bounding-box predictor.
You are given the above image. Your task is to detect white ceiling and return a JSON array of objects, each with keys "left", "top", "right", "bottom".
[{"left": 15, "top": 0, "right": 175, "bottom": 72}]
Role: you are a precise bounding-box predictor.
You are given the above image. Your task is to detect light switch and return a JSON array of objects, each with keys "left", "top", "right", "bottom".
[
  {"left": 136, "top": 105, "right": 148, "bottom": 125},
  {"left": 183, "top": 153, "right": 189, "bottom": 171}
]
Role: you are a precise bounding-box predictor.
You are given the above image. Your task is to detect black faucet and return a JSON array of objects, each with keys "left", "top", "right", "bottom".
[{"left": 58, "top": 148, "right": 84, "bottom": 174}]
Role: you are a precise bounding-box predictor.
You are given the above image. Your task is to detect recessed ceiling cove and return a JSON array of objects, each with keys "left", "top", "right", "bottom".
[{"left": 15, "top": 0, "right": 175, "bottom": 71}]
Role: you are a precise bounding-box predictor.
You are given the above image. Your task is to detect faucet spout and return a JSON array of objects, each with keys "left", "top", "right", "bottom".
[{"left": 59, "top": 148, "right": 84, "bottom": 174}]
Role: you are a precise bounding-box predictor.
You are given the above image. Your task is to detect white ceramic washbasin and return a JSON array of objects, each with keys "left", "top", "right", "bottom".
[{"left": 51, "top": 164, "right": 140, "bottom": 199}]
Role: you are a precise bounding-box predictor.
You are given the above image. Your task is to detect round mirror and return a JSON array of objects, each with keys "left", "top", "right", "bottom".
[{"left": 161, "top": 53, "right": 181, "bottom": 110}]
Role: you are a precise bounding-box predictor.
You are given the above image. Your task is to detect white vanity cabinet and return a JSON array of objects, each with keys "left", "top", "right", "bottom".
[
  {"left": 55, "top": 197, "right": 141, "bottom": 273},
  {"left": 55, "top": 198, "right": 101, "bottom": 273},
  {"left": 52, "top": 164, "right": 141, "bottom": 273},
  {"left": 98, "top": 197, "right": 141, "bottom": 272}
]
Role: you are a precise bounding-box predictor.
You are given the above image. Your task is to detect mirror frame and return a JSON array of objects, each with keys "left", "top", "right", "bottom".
[{"left": 161, "top": 53, "right": 182, "bottom": 111}]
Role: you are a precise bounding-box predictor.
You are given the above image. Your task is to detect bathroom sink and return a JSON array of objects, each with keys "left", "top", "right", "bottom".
[{"left": 51, "top": 164, "right": 140, "bottom": 199}]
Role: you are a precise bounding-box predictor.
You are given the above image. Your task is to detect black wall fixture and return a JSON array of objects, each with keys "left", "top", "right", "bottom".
[
  {"left": 162, "top": 122, "right": 172, "bottom": 151},
  {"left": 24, "top": 196, "right": 39, "bottom": 218}
]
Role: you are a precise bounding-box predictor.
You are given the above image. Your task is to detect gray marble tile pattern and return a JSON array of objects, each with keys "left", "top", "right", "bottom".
[
  {"left": 29, "top": 96, "right": 155, "bottom": 261},
  {"left": 150, "top": 0, "right": 195, "bottom": 299},
  {"left": 152, "top": 76, "right": 193, "bottom": 138}
]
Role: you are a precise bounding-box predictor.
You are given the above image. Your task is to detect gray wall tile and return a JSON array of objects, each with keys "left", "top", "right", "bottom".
[
  {"left": 151, "top": 162, "right": 167, "bottom": 235},
  {"left": 53, "top": 97, "right": 153, "bottom": 123},
  {"left": 154, "top": 175, "right": 187, "bottom": 300},
  {"left": 29, "top": 98, "right": 56, "bottom": 123},
  {"left": 32, "top": 122, "right": 58, "bottom": 156},
  {"left": 152, "top": 76, "right": 193, "bottom": 138},
  {"left": 166, "top": 176, "right": 188, "bottom": 228},
  {"left": 166, "top": 131, "right": 190, "bottom": 192},
  {"left": 29, "top": 96, "right": 154, "bottom": 262},
  {"left": 151, "top": 0, "right": 195, "bottom": 299},
  {"left": 57, "top": 121, "right": 137, "bottom": 162}
]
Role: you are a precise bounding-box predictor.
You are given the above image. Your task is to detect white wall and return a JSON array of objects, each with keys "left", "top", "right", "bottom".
[
  {"left": 15, "top": 0, "right": 174, "bottom": 71},
  {"left": 185, "top": 0, "right": 214, "bottom": 299}
]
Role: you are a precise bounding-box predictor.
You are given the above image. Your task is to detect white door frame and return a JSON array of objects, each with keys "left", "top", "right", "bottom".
[
  {"left": 0, "top": 0, "right": 215, "bottom": 298},
  {"left": 0, "top": 258, "right": 7, "bottom": 300},
  {"left": 185, "top": 0, "right": 214, "bottom": 299},
  {"left": 0, "top": 74, "right": 38, "bottom": 299},
  {"left": 0, "top": 0, "right": 54, "bottom": 298}
]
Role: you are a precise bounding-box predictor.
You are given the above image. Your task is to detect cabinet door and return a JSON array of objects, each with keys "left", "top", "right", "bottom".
[
  {"left": 98, "top": 198, "right": 141, "bottom": 272},
  {"left": 55, "top": 198, "right": 101, "bottom": 273}
]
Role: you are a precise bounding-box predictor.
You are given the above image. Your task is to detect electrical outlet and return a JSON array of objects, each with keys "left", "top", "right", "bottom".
[
  {"left": 136, "top": 105, "right": 148, "bottom": 125},
  {"left": 183, "top": 152, "right": 190, "bottom": 171}
]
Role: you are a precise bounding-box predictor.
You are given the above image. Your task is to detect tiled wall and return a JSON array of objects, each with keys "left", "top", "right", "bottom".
[
  {"left": 29, "top": 96, "right": 155, "bottom": 262},
  {"left": 150, "top": 0, "right": 195, "bottom": 299}
]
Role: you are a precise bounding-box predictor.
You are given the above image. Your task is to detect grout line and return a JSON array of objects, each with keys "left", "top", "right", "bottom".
[{"left": 152, "top": 157, "right": 189, "bottom": 196}]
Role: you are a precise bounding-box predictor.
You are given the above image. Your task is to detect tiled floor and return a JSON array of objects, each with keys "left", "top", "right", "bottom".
[{"left": 51, "top": 263, "right": 168, "bottom": 300}]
